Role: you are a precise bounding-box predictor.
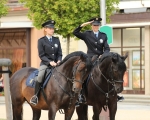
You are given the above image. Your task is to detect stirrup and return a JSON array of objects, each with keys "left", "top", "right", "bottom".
[
  {"left": 117, "top": 96, "right": 124, "bottom": 102},
  {"left": 30, "top": 95, "right": 38, "bottom": 105}
]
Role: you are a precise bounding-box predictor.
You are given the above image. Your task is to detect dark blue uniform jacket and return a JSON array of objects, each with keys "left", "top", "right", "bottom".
[
  {"left": 38, "top": 36, "right": 62, "bottom": 66},
  {"left": 73, "top": 26, "right": 110, "bottom": 57}
]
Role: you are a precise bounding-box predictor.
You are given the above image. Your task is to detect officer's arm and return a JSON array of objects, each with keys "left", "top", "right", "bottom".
[
  {"left": 103, "top": 35, "right": 110, "bottom": 53},
  {"left": 38, "top": 39, "right": 51, "bottom": 65},
  {"left": 73, "top": 26, "right": 86, "bottom": 40}
]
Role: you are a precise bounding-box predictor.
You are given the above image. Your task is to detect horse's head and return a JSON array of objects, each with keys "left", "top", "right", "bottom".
[
  {"left": 58, "top": 51, "right": 96, "bottom": 94},
  {"left": 72, "top": 53, "right": 95, "bottom": 93},
  {"left": 97, "top": 52, "right": 128, "bottom": 94},
  {"left": 110, "top": 52, "right": 128, "bottom": 93}
]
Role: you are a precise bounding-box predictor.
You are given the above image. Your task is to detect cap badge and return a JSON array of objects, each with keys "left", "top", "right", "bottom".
[
  {"left": 51, "top": 21, "right": 54, "bottom": 23},
  {"left": 96, "top": 18, "right": 98, "bottom": 20},
  {"left": 99, "top": 39, "right": 103, "bottom": 43}
]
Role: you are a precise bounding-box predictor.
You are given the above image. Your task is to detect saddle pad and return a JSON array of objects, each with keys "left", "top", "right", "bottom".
[
  {"left": 26, "top": 70, "right": 38, "bottom": 87},
  {"left": 26, "top": 69, "right": 52, "bottom": 88}
]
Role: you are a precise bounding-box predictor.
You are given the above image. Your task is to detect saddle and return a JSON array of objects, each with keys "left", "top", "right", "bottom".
[{"left": 26, "top": 68, "right": 52, "bottom": 88}]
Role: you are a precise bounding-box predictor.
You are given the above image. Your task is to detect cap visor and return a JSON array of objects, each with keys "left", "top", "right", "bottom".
[
  {"left": 45, "top": 25, "right": 54, "bottom": 28},
  {"left": 92, "top": 23, "right": 100, "bottom": 26}
]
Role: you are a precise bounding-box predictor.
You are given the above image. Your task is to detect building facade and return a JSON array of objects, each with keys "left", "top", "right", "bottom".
[{"left": 0, "top": 0, "right": 150, "bottom": 95}]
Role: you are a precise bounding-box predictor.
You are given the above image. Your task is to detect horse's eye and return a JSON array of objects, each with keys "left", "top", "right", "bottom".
[{"left": 78, "top": 70, "right": 82, "bottom": 72}]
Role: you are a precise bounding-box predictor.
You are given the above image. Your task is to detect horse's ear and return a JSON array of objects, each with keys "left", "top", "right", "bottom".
[
  {"left": 121, "top": 52, "right": 128, "bottom": 61},
  {"left": 91, "top": 55, "right": 98, "bottom": 62},
  {"left": 80, "top": 54, "right": 86, "bottom": 61}
]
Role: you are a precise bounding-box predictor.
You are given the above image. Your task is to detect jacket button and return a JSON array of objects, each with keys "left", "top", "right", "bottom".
[
  {"left": 52, "top": 47, "right": 53, "bottom": 49},
  {"left": 95, "top": 48, "right": 97, "bottom": 50},
  {"left": 52, "top": 54, "right": 54, "bottom": 55},
  {"left": 95, "top": 42, "right": 97, "bottom": 44}
]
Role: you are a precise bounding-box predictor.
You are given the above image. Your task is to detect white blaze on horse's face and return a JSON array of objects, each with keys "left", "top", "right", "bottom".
[{"left": 72, "top": 60, "right": 87, "bottom": 93}]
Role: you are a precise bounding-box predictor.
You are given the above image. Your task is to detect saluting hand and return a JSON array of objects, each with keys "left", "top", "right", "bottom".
[
  {"left": 80, "top": 20, "right": 94, "bottom": 27},
  {"left": 50, "top": 61, "right": 57, "bottom": 67}
]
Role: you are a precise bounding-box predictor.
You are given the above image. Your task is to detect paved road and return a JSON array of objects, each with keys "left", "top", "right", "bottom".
[{"left": 0, "top": 102, "right": 150, "bottom": 120}]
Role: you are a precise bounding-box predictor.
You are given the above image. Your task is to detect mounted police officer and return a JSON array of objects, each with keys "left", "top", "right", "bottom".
[
  {"left": 30, "top": 20, "right": 62, "bottom": 105},
  {"left": 73, "top": 17, "right": 124, "bottom": 107}
]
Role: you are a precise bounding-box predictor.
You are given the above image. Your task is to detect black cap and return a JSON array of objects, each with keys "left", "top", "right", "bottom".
[
  {"left": 89, "top": 17, "right": 102, "bottom": 26},
  {"left": 42, "top": 20, "right": 55, "bottom": 28}
]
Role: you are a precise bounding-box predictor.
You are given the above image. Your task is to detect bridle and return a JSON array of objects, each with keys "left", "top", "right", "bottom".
[
  {"left": 91, "top": 58, "right": 124, "bottom": 111},
  {"left": 52, "top": 59, "right": 87, "bottom": 111}
]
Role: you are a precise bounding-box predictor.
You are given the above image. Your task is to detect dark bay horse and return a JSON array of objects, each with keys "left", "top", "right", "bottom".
[
  {"left": 76, "top": 52, "right": 128, "bottom": 120},
  {"left": 10, "top": 51, "right": 96, "bottom": 120}
]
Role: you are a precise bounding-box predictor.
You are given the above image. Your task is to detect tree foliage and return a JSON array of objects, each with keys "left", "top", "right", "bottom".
[
  {"left": 20, "top": 0, "right": 119, "bottom": 53},
  {"left": 0, "top": 0, "right": 8, "bottom": 18},
  {"left": 20, "top": 0, "right": 119, "bottom": 37}
]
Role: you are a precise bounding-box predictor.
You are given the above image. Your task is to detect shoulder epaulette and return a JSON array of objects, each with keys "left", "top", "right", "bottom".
[
  {"left": 100, "top": 32, "right": 106, "bottom": 35},
  {"left": 39, "top": 36, "right": 45, "bottom": 40},
  {"left": 53, "top": 36, "right": 59, "bottom": 39}
]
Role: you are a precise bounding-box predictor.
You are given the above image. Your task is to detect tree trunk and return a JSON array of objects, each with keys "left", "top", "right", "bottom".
[{"left": 66, "top": 34, "right": 70, "bottom": 55}]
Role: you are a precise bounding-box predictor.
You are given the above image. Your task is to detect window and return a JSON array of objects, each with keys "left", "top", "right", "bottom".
[{"left": 111, "top": 27, "right": 145, "bottom": 92}]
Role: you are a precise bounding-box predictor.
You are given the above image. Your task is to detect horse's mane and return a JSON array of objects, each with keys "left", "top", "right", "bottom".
[
  {"left": 59, "top": 51, "right": 89, "bottom": 65},
  {"left": 98, "top": 52, "right": 126, "bottom": 70},
  {"left": 99, "top": 52, "right": 120, "bottom": 63}
]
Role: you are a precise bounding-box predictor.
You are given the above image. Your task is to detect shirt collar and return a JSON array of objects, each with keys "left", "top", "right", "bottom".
[
  {"left": 46, "top": 35, "right": 52, "bottom": 39},
  {"left": 93, "top": 31, "right": 98, "bottom": 35}
]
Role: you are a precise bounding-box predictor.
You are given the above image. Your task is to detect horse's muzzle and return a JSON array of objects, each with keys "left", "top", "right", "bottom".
[
  {"left": 72, "top": 86, "right": 81, "bottom": 93},
  {"left": 115, "top": 83, "right": 123, "bottom": 93}
]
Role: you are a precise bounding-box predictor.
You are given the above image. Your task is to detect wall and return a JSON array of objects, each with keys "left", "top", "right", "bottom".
[
  {"left": 145, "top": 26, "right": 150, "bottom": 95},
  {"left": 30, "top": 28, "right": 43, "bottom": 68}
]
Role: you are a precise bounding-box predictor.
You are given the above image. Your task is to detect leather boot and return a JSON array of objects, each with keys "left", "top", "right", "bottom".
[
  {"left": 30, "top": 81, "right": 41, "bottom": 105},
  {"left": 117, "top": 95, "right": 124, "bottom": 102}
]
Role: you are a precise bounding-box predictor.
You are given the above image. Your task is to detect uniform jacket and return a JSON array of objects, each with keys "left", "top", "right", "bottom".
[
  {"left": 73, "top": 26, "right": 110, "bottom": 57},
  {"left": 38, "top": 36, "right": 62, "bottom": 66}
]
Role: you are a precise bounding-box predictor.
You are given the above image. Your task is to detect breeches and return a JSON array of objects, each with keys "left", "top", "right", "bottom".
[{"left": 37, "top": 65, "right": 48, "bottom": 83}]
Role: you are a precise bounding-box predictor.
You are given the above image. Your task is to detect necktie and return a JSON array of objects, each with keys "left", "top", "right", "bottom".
[
  {"left": 95, "top": 34, "right": 97, "bottom": 38},
  {"left": 49, "top": 38, "right": 52, "bottom": 42}
]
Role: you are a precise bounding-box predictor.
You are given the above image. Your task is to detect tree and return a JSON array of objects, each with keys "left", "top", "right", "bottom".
[
  {"left": 20, "top": 0, "right": 119, "bottom": 54},
  {"left": 0, "top": 0, "right": 8, "bottom": 18}
]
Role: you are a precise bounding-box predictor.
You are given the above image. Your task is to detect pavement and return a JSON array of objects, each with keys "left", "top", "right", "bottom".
[{"left": 0, "top": 102, "right": 150, "bottom": 120}]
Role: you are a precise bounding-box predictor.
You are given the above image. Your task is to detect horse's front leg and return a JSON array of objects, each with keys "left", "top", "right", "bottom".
[
  {"left": 108, "top": 101, "right": 117, "bottom": 120},
  {"left": 31, "top": 107, "right": 41, "bottom": 120},
  {"left": 64, "top": 106, "right": 75, "bottom": 120},
  {"left": 76, "top": 104, "right": 88, "bottom": 120},
  {"left": 92, "top": 104, "right": 102, "bottom": 120},
  {"left": 48, "top": 102, "right": 57, "bottom": 120}
]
